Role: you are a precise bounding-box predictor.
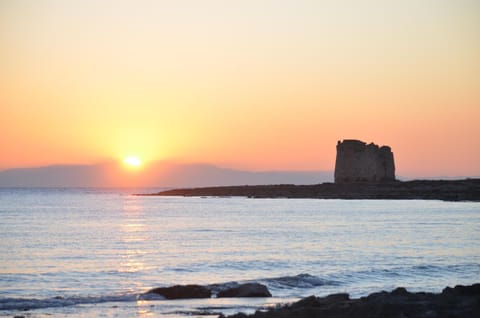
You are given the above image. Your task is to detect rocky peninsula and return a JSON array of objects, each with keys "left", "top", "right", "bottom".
[
  {"left": 142, "top": 179, "right": 480, "bottom": 201},
  {"left": 142, "top": 140, "right": 480, "bottom": 201}
]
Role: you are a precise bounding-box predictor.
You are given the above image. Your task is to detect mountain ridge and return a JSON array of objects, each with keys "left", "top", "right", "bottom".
[{"left": 0, "top": 162, "right": 333, "bottom": 188}]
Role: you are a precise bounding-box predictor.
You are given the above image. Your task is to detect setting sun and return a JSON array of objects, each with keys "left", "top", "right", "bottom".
[{"left": 123, "top": 156, "right": 142, "bottom": 168}]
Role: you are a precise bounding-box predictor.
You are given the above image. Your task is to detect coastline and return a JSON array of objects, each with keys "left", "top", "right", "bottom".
[
  {"left": 139, "top": 179, "right": 480, "bottom": 201},
  {"left": 221, "top": 283, "right": 480, "bottom": 318},
  {"left": 3, "top": 283, "right": 479, "bottom": 317}
]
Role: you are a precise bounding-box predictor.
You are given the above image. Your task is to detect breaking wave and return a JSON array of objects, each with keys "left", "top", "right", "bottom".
[
  {"left": 260, "top": 273, "right": 339, "bottom": 289},
  {"left": 2, "top": 265, "right": 478, "bottom": 312},
  {"left": 0, "top": 273, "right": 336, "bottom": 311},
  {"left": 0, "top": 294, "right": 138, "bottom": 311}
]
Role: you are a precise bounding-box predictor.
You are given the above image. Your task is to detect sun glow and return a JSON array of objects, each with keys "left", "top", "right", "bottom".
[{"left": 123, "top": 156, "right": 142, "bottom": 168}]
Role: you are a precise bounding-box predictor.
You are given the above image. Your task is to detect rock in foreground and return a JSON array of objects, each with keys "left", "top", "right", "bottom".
[
  {"left": 217, "top": 283, "right": 272, "bottom": 298},
  {"left": 145, "top": 283, "right": 272, "bottom": 300},
  {"left": 221, "top": 283, "right": 480, "bottom": 318},
  {"left": 146, "top": 284, "right": 211, "bottom": 299}
]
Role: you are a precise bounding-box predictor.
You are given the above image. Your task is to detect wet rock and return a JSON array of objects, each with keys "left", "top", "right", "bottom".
[
  {"left": 219, "top": 314, "right": 248, "bottom": 318},
  {"left": 288, "top": 295, "right": 320, "bottom": 309},
  {"left": 364, "top": 290, "right": 390, "bottom": 303},
  {"left": 289, "top": 293, "right": 349, "bottom": 310},
  {"left": 391, "top": 287, "right": 408, "bottom": 296},
  {"left": 221, "top": 283, "right": 480, "bottom": 318},
  {"left": 146, "top": 284, "right": 211, "bottom": 299},
  {"left": 323, "top": 293, "right": 350, "bottom": 304},
  {"left": 217, "top": 283, "right": 272, "bottom": 298},
  {"left": 207, "top": 281, "right": 241, "bottom": 295},
  {"left": 442, "top": 283, "right": 480, "bottom": 296}
]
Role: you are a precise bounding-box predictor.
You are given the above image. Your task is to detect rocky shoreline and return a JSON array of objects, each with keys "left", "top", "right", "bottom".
[
  {"left": 140, "top": 282, "right": 480, "bottom": 317},
  {"left": 140, "top": 179, "right": 480, "bottom": 201},
  {"left": 221, "top": 283, "right": 480, "bottom": 318}
]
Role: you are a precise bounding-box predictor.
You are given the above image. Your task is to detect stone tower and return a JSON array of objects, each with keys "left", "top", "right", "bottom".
[{"left": 334, "top": 139, "right": 395, "bottom": 183}]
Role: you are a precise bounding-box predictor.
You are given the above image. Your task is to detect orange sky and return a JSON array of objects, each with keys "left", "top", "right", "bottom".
[{"left": 1, "top": 0, "right": 479, "bottom": 178}]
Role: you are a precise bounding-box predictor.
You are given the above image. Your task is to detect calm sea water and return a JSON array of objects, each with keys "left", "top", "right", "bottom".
[{"left": 0, "top": 188, "right": 479, "bottom": 317}]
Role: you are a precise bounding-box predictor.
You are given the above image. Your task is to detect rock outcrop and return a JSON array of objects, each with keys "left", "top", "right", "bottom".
[
  {"left": 334, "top": 139, "right": 395, "bottom": 183},
  {"left": 145, "top": 283, "right": 272, "bottom": 300},
  {"left": 217, "top": 283, "right": 272, "bottom": 298},
  {"left": 146, "top": 284, "right": 211, "bottom": 299},
  {"left": 221, "top": 283, "right": 480, "bottom": 318}
]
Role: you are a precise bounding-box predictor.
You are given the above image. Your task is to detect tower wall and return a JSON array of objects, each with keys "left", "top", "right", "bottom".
[{"left": 334, "top": 139, "right": 395, "bottom": 183}]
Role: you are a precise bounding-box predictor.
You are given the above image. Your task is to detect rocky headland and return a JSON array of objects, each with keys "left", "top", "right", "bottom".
[
  {"left": 221, "top": 283, "right": 480, "bottom": 318},
  {"left": 140, "top": 140, "right": 479, "bottom": 201},
  {"left": 141, "top": 179, "right": 480, "bottom": 201}
]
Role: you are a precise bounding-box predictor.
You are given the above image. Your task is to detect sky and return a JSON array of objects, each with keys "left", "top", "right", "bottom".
[{"left": 1, "top": 0, "right": 479, "bottom": 178}]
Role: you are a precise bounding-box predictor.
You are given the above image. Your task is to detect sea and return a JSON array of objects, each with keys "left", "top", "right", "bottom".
[{"left": 0, "top": 188, "right": 479, "bottom": 317}]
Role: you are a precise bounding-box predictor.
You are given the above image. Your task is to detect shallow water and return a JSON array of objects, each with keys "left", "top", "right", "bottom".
[{"left": 0, "top": 188, "right": 479, "bottom": 317}]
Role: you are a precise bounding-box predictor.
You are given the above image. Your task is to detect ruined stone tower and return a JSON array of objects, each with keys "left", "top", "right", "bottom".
[{"left": 334, "top": 139, "right": 395, "bottom": 183}]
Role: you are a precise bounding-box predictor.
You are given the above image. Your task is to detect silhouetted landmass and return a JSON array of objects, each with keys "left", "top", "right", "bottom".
[
  {"left": 221, "top": 283, "right": 480, "bottom": 318},
  {"left": 0, "top": 164, "right": 111, "bottom": 188},
  {"left": 0, "top": 162, "right": 332, "bottom": 187},
  {"left": 144, "top": 179, "right": 480, "bottom": 201}
]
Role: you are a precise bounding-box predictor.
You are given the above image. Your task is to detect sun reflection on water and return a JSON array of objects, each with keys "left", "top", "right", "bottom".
[
  {"left": 119, "top": 196, "right": 158, "bottom": 315},
  {"left": 119, "top": 197, "right": 148, "bottom": 273},
  {"left": 135, "top": 299, "right": 156, "bottom": 317}
]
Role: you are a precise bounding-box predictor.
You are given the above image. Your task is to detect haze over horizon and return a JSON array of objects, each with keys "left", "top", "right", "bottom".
[
  {"left": 1, "top": 0, "right": 479, "bottom": 183},
  {"left": 0, "top": 161, "right": 334, "bottom": 188},
  {"left": 0, "top": 159, "right": 478, "bottom": 189}
]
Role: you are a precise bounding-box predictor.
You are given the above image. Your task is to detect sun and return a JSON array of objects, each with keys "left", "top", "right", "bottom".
[{"left": 123, "top": 156, "right": 142, "bottom": 168}]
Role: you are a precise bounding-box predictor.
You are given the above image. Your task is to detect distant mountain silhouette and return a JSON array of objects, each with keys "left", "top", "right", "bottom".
[{"left": 0, "top": 162, "right": 333, "bottom": 187}]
